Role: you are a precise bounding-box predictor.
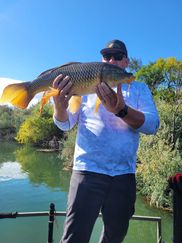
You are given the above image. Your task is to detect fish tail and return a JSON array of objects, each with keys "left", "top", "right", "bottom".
[
  {"left": 40, "top": 87, "right": 59, "bottom": 113},
  {"left": 0, "top": 82, "right": 33, "bottom": 109}
]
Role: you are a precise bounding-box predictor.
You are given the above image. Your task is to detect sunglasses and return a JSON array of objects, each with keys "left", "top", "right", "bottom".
[{"left": 103, "top": 53, "right": 125, "bottom": 61}]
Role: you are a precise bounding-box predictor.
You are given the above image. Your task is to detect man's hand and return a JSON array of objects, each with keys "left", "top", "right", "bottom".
[
  {"left": 53, "top": 74, "right": 73, "bottom": 122},
  {"left": 95, "top": 82, "right": 125, "bottom": 114},
  {"left": 53, "top": 74, "right": 73, "bottom": 110}
]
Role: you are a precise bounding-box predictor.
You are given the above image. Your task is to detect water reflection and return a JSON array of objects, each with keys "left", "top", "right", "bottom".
[
  {"left": 0, "top": 162, "right": 28, "bottom": 181},
  {"left": 0, "top": 142, "right": 71, "bottom": 191},
  {"left": 0, "top": 142, "right": 19, "bottom": 162}
]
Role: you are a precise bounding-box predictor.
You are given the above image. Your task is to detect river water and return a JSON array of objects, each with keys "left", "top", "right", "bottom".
[{"left": 0, "top": 142, "right": 172, "bottom": 243}]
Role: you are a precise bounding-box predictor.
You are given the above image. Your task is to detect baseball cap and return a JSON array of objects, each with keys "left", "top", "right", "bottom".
[{"left": 100, "top": 39, "right": 128, "bottom": 57}]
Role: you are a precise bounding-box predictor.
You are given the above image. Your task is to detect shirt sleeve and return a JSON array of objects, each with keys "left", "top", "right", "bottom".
[
  {"left": 53, "top": 110, "right": 79, "bottom": 131},
  {"left": 135, "top": 82, "right": 160, "bottom": 134}
]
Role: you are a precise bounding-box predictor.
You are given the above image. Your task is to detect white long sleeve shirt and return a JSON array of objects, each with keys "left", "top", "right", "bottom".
[{"left": 54, "top": 81, "right": 160, "bottom": 176}]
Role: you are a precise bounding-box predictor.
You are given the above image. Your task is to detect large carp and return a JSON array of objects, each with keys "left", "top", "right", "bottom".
[{"left": 0, "top": 62, "right": 134, "bottom": 113}]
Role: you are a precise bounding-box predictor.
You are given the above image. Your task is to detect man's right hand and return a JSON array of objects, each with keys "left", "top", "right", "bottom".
[{"left": 53, "top": 74, "right": 73, "bottom": 122}]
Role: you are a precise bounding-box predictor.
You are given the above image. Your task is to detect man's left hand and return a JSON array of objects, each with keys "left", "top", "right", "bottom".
[{"left": 95, "top": 82, "right": 125, "bottom": 114}]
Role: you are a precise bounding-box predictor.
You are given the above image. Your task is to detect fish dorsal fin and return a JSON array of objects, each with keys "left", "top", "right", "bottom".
[
  {"left": 37, "top": 66, "right": 61, "bottom": 78},
  {"left": 59, "top": 62, "right": 82, "bottom": 68},
  {"left": 68, "top": 96, "right": 82, "bottom": 113},
  {"left": 37, "top": 62, "right": 82, "bottom": 78}
]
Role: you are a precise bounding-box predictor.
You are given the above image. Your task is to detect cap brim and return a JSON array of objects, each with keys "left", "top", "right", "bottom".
[{"left": 100, "top": 48, "right": 125, "bottom": 55}]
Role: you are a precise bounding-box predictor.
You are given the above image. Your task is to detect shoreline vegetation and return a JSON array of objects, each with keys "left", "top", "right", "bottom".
[{"left": 0, "top": 57, "right": 181, "bottom": 211}]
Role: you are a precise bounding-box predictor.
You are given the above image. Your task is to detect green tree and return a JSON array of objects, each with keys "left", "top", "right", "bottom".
[
  {"left": 136, "top": 58, "right": 182, "bottom": 209},
  {"left": 0, "top": 106, "right": 30, "bottom": 130},
  {"left": 16, "top": 104, "right": 62, "bottom": 145},
  {"left": 136, "top": 57, "right": 182, "bottom": 151},
  {"left": 128, "top": 57, "right": 143, "bottom": 73},
  {"left": 0, "top": 106, "right": 14, "bottom": 128},
  {"left": 136, "top": 57, "right": 182, "bottom": 98},
  {"left": 137, "top": 100, "right": 182, "bottom": 209},
  {"left": 59, "top": 126, "right": 77, "bottom": 170}
]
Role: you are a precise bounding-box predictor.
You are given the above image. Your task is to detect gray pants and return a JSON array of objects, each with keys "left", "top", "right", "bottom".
[{"left": 60, "top": 171, "right": 136, "bottom": 243}]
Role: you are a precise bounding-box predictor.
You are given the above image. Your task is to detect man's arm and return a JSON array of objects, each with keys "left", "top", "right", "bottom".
[
  {"left": 96, "top": 82, "right": 160, "bottom": 133},
  {"left": 121, "top": 106, "right": 145, "bottom": 129}
]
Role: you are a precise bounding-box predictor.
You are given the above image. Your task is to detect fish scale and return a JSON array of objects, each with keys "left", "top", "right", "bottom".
[{"left": 58, "top": 62, "right": 103, "bottom": 88}]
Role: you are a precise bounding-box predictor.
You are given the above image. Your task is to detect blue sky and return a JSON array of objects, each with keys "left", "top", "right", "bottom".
[{"left": 0, "top": 0, "right": 181, "bottom": 81}]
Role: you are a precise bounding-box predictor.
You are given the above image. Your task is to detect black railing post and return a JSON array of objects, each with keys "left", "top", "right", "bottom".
[
  {"left": 169, "top": 173, "right": 182, "bottom": 243},
  {"left": 47, "top": 203, "right": 55, "bottom": 243}
]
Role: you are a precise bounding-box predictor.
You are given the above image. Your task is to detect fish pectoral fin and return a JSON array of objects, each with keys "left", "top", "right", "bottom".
[
  {"left": 40, "top": 87, "right": 59, "bottom": 113},
  {"left": 68, "top": 96, "right": 82, "bottom": 113},
  {"left": 41, "top": 87, "right": 59, "bottom": 103},
  {"left": 95, "top": 97, "right": 101, "bottom": 113},
  {"left": 0, "top": 82, "right": 32, "bottom": 109},
  {"left": 126, "top": 75, "right": 135, "bottom": 84}
]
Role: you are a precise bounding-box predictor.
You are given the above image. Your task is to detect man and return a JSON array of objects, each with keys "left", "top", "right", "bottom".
[{"left": 53, "top": 40, "right": 160, "bottom": 243}]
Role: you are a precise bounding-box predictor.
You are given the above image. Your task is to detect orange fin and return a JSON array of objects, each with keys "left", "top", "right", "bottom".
[
  {"left": 68, "top": 96, "right": 82, "bottom": 113},
  {"left": 95, "top": 97, "right": 101, "bottom": 113},
  {"left": 127, "top": 76, "right": 135, "bottom": 84},
  {"left": 0, "top": 82, "right": 33, "bottom": 109},
  {"left": 40, "top": 87, "right": 59, "bottom": 113}
]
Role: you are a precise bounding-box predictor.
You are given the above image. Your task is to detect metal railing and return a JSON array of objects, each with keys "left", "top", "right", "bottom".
[
  {"left": 131, "top": 215, "right": 162, "bottom": 243},
  {"left": 0, "top": 203, "right": 162, "bottom": 243}
]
